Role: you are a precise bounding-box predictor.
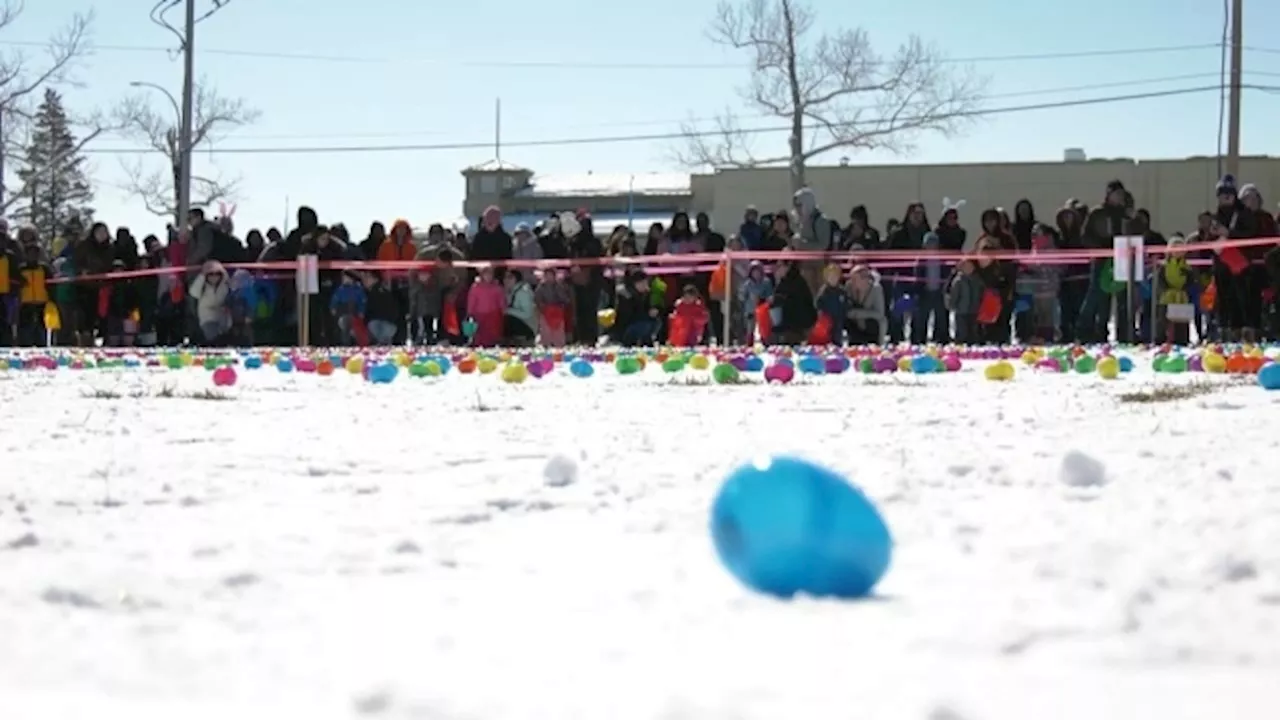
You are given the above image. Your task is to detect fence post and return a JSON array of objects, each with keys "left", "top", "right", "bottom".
[{"left": 722, "top": 250, "right": 732, "bottom": 348}]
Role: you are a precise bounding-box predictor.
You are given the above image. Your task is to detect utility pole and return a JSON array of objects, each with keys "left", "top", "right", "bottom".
[
  {"left": 176, "top": 0, "right": 196, "bottom": 233},
  {"left": 0, "top": 107, "right": 6, "bottom": 214},
  {"left": 1226, "top": 0, "right": 1243, "bottom": 179}
]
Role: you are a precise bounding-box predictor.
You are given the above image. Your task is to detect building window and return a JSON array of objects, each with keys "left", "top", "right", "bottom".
[
  {"left": 502, "top": 175, "right": 517, "bottom": 190},
  {"left": 468, "top": 178, "right": 478, "bottom": 194},
  {"left": 480, "top": 175, "right": 497, "bottom": 193}
]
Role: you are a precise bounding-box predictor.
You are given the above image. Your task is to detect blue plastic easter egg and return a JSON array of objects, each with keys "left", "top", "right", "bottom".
[
  {"left": 433, "top": 356, "right": 452, "bottom": 374},
  {"left": 797, "top": 355, "right": 825, "bottom": 375},
  {"left": 909, "top": 355, "right": 936, "bottom": 374},
  {"left": 276, "top": 358, "right": 293, "bottom": 373},
  {"left": 244, "top": 356, "right": 262, "bottom": 370},
  {"left": 744, "top": 355, "right": 764, "bottom": 372},
  {"left": 1259, "top": 362, "right": 1280, "bottom": 390},
  {"left": 1118, "top": 356, "right": 1134, "bottom": 373},
  {"left": 710, "top": 456, "right": 892, "bottom": 599},
  {"left": 369, "top": 362, "right": 398, "bottom": 384},
  {"left": 569, "top": 359, "right": 594, "bottom": 378}
]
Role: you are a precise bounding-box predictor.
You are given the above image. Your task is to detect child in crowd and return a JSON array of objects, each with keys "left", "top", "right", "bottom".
[
  {"left": 948, "top": 259, "right": 985, "bottom": 344},
  {"left": 227, "top": 270, "right": 258, "bottom": 346},
  {"left": 614, "top": 270, "right": 658, "bottom": 347},
  {"left": 738, "top": 261, "right": 774, "bottom": 343},
  {"left": 1157, "top": 234, "right": 1194, "bottom": 345},
  {"left": 503, "top": 270, "right": 537, "bottom": 346},
  {"left": 975, "top": 238, "right": 1013, "bottom": 344},
  {"left": 362, "top": 270, "right": 400, "bottom": 345},
  {"left": 1022, "top": 224, "right": 1061, "bottom": 343},
  {"left": 465, "top": 264, "right": 506, "bottom": 347},
  {"left": 845, "top": 265, "right": 886, "bottom": 344},
  {"left": 189, "top": 260, "right": 231, "bottom": 345},
  {"left": 669, "top": 285, "right": 709, "bottom": 347},
  {"left": 106, "top": 259, "right": 137, "bottom": 346},
  {"left": 815, "top": 264, "right": 850, "bottom": 345},
  {"left": 330, "top": 271, "right": 368, "bottom": 345},
  {"left": 913, "top": 231, "right": 949, "bottom": 344},
  {"left": 17, "top": 244, "right": 51, "bottom": 346},
  {"left": 534, "top": 268, "right": 572, "bottom": 347},
  {"left": 52, "top": 256, "right": 79, "bottom": 346}
]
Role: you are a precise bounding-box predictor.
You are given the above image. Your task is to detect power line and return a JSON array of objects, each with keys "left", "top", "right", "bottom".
[
  {"left": 81, "top": 84, "right": 1246, "bottom": 156},
  {"left": 0, "top": 38, "right": 1245, "bottom": 69},
  {"left": 217, "top": 72, "right": 1230, "bottom": 142}
]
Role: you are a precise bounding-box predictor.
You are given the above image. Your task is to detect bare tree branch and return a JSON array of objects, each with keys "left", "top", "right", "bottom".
[
  {"left": 674, "top": 0, "right": 987, "bottom": 192},
  {"left": 0, "top": 1, "right": 94, "bottom": 109},
  {"left": 1, "top": 108, "right": 116, "bottom": 213},
  {"left": 111, "top": 78, "right": 260, "bottom": 222}
]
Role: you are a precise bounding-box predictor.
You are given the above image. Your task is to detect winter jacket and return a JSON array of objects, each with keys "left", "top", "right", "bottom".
[
  {"left": 505, "top": 280, "right": 537, "bottom": 329},
  {"left": 948, "top": 270, "right": 984, "bottom": 315},
  {"left": 330, "top": 283, "right": 367, "bottom": 317},
  {"left": 189, "top": 263, "right": 231, "bottom": 325}
]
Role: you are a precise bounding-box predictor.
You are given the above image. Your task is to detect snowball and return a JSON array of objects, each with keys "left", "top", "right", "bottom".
[
  {"left": 1059, "top": 450, "right": 1108, "bottom": 488},
  {"left": 543, "top": 454, "right": 578, "bottom": 488}
]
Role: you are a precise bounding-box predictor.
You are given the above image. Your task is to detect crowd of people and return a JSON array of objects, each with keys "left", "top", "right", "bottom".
[{"left": 2, "top": 173, "right": 1279, "bottom": 350}]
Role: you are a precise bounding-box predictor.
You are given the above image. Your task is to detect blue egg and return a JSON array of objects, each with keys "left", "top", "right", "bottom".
[
  {"left": 797, "top": 355, "right": 825, "bottom": 375},
  {"left": 369, "top": 363, "right": 398, "bottom": 384},
  {"left": 744, "top": 355, "right": 764, "bottom": 372},
  {"left": 1259, "top": 362, "right": 1280, "bottom": 390},
  {"left": 244, "top": 356, "right": 262, "bottom": 370},
  {"left": 909, "top": 355, "right": 936, "bottom": 374},
  {"left": 569, "top": 359, "right": 594, "bottom": 378},
  {"left": 710, "top": 456, "right": 892, "bottom": 599},
  {"left": 433, "top": 356, "right": 452, "bottom": 374},
  {"left": 276, "top": 359, "right": 293, "bottom": 373},
  {"left": 1118, "top": 356, "right": 1134, "bottom": 373}
]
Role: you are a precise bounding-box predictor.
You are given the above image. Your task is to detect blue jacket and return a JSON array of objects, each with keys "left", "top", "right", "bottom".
[
  {"left": 330, "top": 283, "right": 367, "bottom": 316},
  {"left": 815, "top": 284, "right": 850, "bottom": 320}
]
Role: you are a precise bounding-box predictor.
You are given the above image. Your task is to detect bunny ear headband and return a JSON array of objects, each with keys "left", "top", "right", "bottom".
[
  {"left": 217, "top": 202, "right": 238, "bottom": 218},
  {"left": 941, "top": 197, "right": 967, "bottom": 213}
]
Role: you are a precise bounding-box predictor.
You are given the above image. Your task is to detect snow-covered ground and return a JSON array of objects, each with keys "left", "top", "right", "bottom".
[{"left": 2, "top": 356, "right": 1279, "bottom": 720}]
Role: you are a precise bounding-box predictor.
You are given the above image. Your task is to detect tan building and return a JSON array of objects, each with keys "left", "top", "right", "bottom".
[{"left": 462, "top": 155, "right": 1280, "bottom": 239}]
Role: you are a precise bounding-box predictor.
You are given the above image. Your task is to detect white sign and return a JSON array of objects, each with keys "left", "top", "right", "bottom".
[
  {"left": 296, "top": 254, "right": 320, "bottom": 295},
  {"left": 1112, "top": 235, "right": 1144, "bottom": 282}
]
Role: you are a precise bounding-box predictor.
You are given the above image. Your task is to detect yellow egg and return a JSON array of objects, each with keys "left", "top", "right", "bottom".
[
  {"left": 897, "top": 356, "right": 912, "bottom": 372},
  {"left": 477, "top": 357, "right": 498, "bottom": 374},
  {"left": 1202, "top": 352, "right": 1227, "bottom": 374},
  {"left": 345, "top": 357, "right": 364, "bottom": 374},
  {"left": 689, "top": 354, "right": 710, "bottom": 370},
  {"left": 984, "top": 360, "right": 1014, "bottom": 381},
  {"left": 1020, "top": 350, "right": 1040, "bottom": 365},
  {"left": 1096, "top": 356, "right": 1119, "bottom": 379},
  {"left": 500, "top": 363, "right": 528, "bottom": 384}
]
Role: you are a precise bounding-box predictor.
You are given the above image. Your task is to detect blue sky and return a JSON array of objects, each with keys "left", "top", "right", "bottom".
[{"left": 10, "top": 0, "right": 1280, "bottom": 239}]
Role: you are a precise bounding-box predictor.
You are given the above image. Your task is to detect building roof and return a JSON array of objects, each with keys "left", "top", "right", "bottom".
[
  {"left": 461, "top": 159, "right": 531, "bottom": 174},
  {"left": 514, "top": 172, "right": 691, "bottom": 198}
]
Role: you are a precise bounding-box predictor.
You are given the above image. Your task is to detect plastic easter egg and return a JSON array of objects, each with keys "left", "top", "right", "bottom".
[
  {"left": 477, "top": 357, "right": 498, "bottom": 374},
  {"left": 797, "top": 355, "right": 825, "bottom": 375},
  {"left": 569, "top": 359, "right": 594, "bottom": 378},
  {"left": 276, "top": 358, "right": 294, "bottom": 373},
  {"left": 615, "top": 356, "right": 641, "bottom": 375},
  {"left": 1074, "top": 355, "right": 1096, "bottom": 374},
  {"left": 763, "top": 362, "right": 794, "bottom": 384},
  {"left": 689, "top": 354, "right": 710, "bottom": 371},
  {"left": 1096, "top": 356, "right": 1119, "bottom": 379},
  {"left": 501, "top": 362, "right": 528, "bottom": 384},
  {"left": 1118, "top": 356, "right": 1134, "bottom": 373},
  {"left": 345, "top": 357, "right": 364, "bottom": 374},
  {"left": 662, "top": 358, "right": 685, "bottom": 373},
  {"left": 1202, "top": 352, "right": 1227, "bottom": 374},
  {"left": 210, "top": 366, "right": 235, "bottom": 387},
  {"left": 712, "top": 362, "right": 740, "bottom": 384},
  {"left": 744, "top": 355, "right": 764, "bottom": 373},
  {"left": 316, "top": 359, "right": 335, "bottom": 376},
  {"left": 984, "top": 360, "right": 1014, "bottom": 381},
  {"left": 942, "top": 355, "right": 962, "bottom": 372},
  {"left": 1258, "top": 362, "right": 1280, "bottom": 390},
  {"left": 710, "top": 456, "right": 892, "bottom": 599},
  {"left": 369, "top": 363, "right": 398, "bottom": 384}
]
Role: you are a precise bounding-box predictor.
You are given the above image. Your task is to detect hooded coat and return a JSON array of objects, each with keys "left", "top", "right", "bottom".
[{"left": 792, "top": 188, "right": 833, "bottom": 252}]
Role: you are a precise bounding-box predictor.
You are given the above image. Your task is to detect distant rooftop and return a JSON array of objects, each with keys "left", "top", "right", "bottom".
[
  {"left": 462, "top": 159, "right": 530, "bottom": 173},
  {"left": 515, "top": 172, "right": 691, "bottom": 199}
]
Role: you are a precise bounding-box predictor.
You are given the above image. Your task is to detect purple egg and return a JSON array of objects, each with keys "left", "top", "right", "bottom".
[
  {"left": 730, "top": 356, "right": 749, "bottom": 371},
  {"left": 1187, "top": 355, "right": 1203, "bottom": 372},
  {"left": 873, "top": 356, "right": 897, "bottom": 373},
  {"left": 824, "top": 356, "right": 845, "bottom": 374}
]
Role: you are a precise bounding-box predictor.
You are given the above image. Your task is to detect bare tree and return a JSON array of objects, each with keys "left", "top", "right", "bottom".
[
  {"left": 676, "top": 0, "right": 986, "bottom": 192},
  {"left": 0, "top": 0, "right": 103, "bottom": 213},
  {"left": 114, "top": 79, "right": 259, "bottom": 222}
]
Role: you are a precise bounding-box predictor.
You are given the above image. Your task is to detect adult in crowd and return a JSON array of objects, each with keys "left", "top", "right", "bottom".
[
  {"left": 470, "top": 206, "right": 513, "bottom": 282},
  {"left": 791, "top": 188, "right": 834, "bottom": 295}
]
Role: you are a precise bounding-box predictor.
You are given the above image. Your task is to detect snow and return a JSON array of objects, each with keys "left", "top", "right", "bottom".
[
  {"left": 518, "top": 172, "right": 692, "bottom": 198},
  {"left": 2, "top": 356, "right": 1279, "bottom": 719}
]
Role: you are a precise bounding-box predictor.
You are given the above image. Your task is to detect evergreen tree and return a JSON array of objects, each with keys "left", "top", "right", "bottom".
[{"left": 13, "top": 88, "right": 95, "bottom": 247}]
